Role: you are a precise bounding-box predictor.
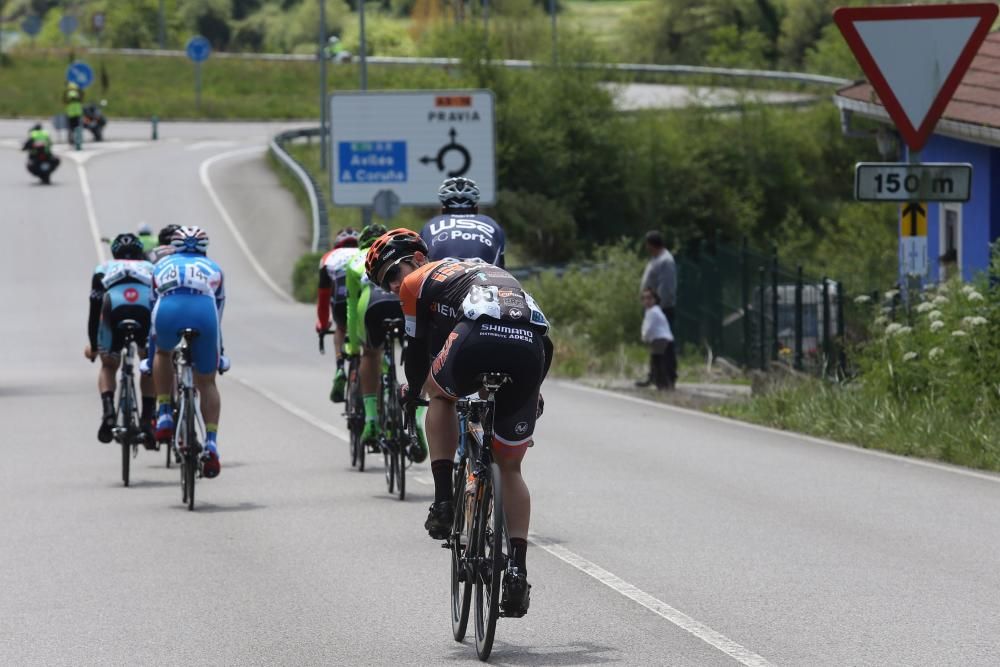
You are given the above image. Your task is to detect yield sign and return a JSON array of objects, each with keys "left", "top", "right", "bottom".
[{"left": 834, "top": 3, "right": 998, "bottom": 152}]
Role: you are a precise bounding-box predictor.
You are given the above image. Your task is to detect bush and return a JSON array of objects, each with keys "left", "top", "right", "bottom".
[
  {"left": 721, "top": 255, "right": 1000, "bottom": 471},
  {"left": 292, "top": 251, "right": 323, "bottom": 303},
  {"left": 495, "top": 190, "right": 577, "bottom": 263}
]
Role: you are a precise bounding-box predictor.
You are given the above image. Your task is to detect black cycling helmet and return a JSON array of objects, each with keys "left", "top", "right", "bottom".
[
  {"left": 358, "top": 223, "right": 388, "bottom": 250},
  {"left": 158, "top": 224, "right": 181, "bottom": 246},
  {"left": 366, "top": 228, "right": 427, "bottom": 289},
  {"left": 31, "top": 123, "right": 42, "bottom": 132},
  {"left": 438, "top": 177, "right": 480, "bottom": 209},
  {"left": 111, "top": 233, "right": 146, "bottom": 260}
]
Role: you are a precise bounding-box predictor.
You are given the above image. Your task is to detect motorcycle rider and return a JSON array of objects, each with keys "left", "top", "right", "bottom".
[{"left": 21, "top": 123, "right": 60, "bottom": 179}]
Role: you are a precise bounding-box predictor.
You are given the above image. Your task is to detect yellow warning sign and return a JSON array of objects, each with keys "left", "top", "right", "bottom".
[{"left": 901, "top": 202, "right": 927, "bottom": 237}]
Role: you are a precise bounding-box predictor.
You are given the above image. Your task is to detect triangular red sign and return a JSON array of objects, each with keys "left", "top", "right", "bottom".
[{"left": 834, "top": 3, "right": 998, "bottom": 152}]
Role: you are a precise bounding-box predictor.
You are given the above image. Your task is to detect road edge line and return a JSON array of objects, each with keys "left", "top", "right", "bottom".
[
  {"left": 529, "top": 534, "right": 775, "bottom": 667},
  {"left": 232, "top": 375, "right": 348, "bottom": 442},
  {"left": 557, "top": 381, "right": 1000, "bottom": 485},
  {"left": 76, "top": 162, "right": 106, "bottom": 263},
  {"left": 199, "top": 147, "right": 294, "bottom": 303}
]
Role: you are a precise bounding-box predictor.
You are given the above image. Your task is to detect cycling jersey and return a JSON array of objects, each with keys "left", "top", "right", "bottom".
[
  {"left": 319, "top": 247, "right": 358, "bottom": 305},
  {"left": 89, "top": 259, "right": 155, "bottom": 355},
  {"left": 150, "top": 252, "right": 226, "bottom": 374},
  {"left": 420, "top": 214, "right": 505, "bottom": 266},
  {"left": 399, "top": 258, "right": 552, "bottom": 447},
  {"left": 345, "top": 252, "right": 368, "bottom": 356}
]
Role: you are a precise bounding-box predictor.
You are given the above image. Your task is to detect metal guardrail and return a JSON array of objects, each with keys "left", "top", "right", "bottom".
[
  {"left": 269, "top": 127, "right": 327, "bottom": 252},
  {"left": 86, "top": 48, "right": 851, "bottom": 87}
]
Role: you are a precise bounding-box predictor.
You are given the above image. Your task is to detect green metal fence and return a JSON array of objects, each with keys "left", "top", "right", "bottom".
[{"left": 674, "top": 238, "right": 867, "bottom": 377}]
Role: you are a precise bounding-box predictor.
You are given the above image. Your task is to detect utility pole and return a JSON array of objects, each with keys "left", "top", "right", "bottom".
[
  {"left": 319, "top": 0, "right": 328, "bottom": 171},
  {"left": 359, "top": 0, "right": 371, "bottom": 225},
  {"left": 158, "top": 0, "right": 166, "bottom": 49},
  {"left": 549, "top": 0, "right": 557, "bottom": 64}
]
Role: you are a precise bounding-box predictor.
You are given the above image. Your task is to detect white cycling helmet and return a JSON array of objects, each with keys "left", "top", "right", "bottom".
[
  {"left": 170, "top": 226, "right": 209, "bottom": 254},
  {"left": 438, "top": 177, "right": 480, "bottom": 209}
]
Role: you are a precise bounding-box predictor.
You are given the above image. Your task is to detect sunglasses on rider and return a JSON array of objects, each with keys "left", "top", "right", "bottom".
[{"left": 378, "top": 258, "right": 408, "bottom": 292}]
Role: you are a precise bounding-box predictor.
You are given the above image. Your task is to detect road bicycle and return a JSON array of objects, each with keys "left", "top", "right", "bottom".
[
  {"left": 320, "top": 330, "right": 364, "bottom": 469},
  {"left": 444, "top": 372, "right": 519, "bottom": 661},
  {"left": 111, "top": 319, "right": 146, "bottom": 487},
  {"left": 376, "top": 318, "right": 417, "bottom": 500},
  {"left": 173, "top": 329, "right": 207, "bottom": 511}
]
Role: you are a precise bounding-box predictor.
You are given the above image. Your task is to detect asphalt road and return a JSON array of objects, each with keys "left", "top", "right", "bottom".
[{"left": 3, "top": 120, "right": 1000, "bottom": 666}]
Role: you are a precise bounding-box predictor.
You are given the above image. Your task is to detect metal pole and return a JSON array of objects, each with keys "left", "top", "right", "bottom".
[
  {"left": 195, "top": 62, "right": 201, "bottom": 112},
  {"left": 836, "top": 281, "right": 846, "bottom": 376},
  {"left": 158, "top": 0, "right": 166, "bottom": 49},
  {"left": 741, "top": 237, "right": 750, "bottom": 367},
  {"left": 794, "top": 265, "right": 803, "bottom": 371},
  {"left": 821, "top": 277, "right": 831, "bottom": 375},
  {"left": 549, "top": 0, "right": 557, "bottom": 64},
  {"left": 770, "top": 248, "right": 779, "bottom": 361},
  {"left": 359, "top": 0, "right": 368, "bottom": 91},
  {"left": 319, "top": 0, "right": 328, "bottom": 171},
  {"left": 758, "top": 266, "right": 766, "bottom": 371},
  {"left": 483, "top": 0, "right": 489, "bottom": 37},
  {"left": 0, "top": 0, "right": 5, "bottom": 61}
]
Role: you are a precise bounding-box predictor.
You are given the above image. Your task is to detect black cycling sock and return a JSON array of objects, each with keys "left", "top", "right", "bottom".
[
  {"left": 100, "top": 391, "right": 114, "bottom": 417},
  {"left": 511, "top": 538, "right": 528, "bottom": 573},
  {"left": 141, "top": 396, "right": 156, "bottom": 422},
  {"left": 431, "top": 459, "right": 453, "bottom": 504}
]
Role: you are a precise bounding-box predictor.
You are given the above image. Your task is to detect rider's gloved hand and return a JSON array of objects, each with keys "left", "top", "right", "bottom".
[
  {"left": 315, "top": 320, "right": 329, "bottom": 334},
  {"left": 218, "top": 355, "right": 231, "bottom": 374},
  {"left": 139, "top": 358, "right": 152, "bottom": 375},
  {"left": 399, "top": 383, "right": 418, "bottom": 412},
  {"left": 536, "top": 393, "right": 544, "bottom": 419}
]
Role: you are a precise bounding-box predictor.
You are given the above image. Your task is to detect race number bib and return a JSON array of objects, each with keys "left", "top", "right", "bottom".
[{"left": 462, "top": 285, "right": 502, "bottom": 320}]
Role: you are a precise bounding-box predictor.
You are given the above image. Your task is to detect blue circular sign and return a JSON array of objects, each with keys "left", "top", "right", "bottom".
[
  {"left": 21, "top": 15, "right": 42, "bottom": 37},
  {"left": 58, "top": 15, "right": 79, "bottom": 36},
  {"left": 66, "top": 62, "right": 94, "bottom": 89},
  {"left": 186, "top": 36, "right": 212, "bottom": 63}
]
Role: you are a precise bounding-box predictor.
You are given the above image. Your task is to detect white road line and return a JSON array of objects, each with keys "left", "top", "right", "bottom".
[
  {"left": 529, "top": 534, "right": 775, "bottom": 667},
  {"left": 186, "top": 140, "right": 238, "bottom": 152},
  {"left": 232, "top": 375, "right": 348, "bottom": 442},
  {"left": 76, "top": 162, "right": 106, "bottom": 263},
  {"left": 199, "top": 147, "right": 294, "bottom": 302},
  {"left": 559, "top": 381, "right": 1000, "bottom": 485}
]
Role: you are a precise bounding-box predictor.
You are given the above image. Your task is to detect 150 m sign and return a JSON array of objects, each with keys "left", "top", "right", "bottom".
[{"left": 854, "top": 163, "right": 972, "bottom": 202}]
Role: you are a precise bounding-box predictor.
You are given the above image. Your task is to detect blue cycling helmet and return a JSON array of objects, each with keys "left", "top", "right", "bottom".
[{"left": 170, "top": 226, "right": 209, "bottom": 254}]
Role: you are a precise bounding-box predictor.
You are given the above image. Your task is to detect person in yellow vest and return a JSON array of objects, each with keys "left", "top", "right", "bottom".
[{"left": 64, "top": 82, "right": 84, "bottom": 142}]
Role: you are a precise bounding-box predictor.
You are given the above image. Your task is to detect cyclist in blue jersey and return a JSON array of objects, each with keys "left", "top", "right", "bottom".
[
  {"left": 85, "top": 233, "right": 156, "bottom": 444},
  {"left": 420, "top": 177, "right": 505, "bottom": 266},
  {"left": 149, "top": 226, "right": 228, "bottom": 479}
]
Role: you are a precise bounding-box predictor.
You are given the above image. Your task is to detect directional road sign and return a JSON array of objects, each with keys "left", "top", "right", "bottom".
[
  {"left": 833, "top": 3, "right": 998, "bottom": 152},
  {"left": 186, "top": 36, "right": 212, "bottom": 63},
  {"left": 21, "top": 16, "right": 42, "bottom": 37},
  {"left": 66, "top": 62, "right": 95, "bottom": 89},
  {"left": 58, "top": 15, "right": 79, "bottom": 37},
  {"left": 854, "top": 163, "right": 971, "bottom": 202},
  {"left": 92, "top": 12, "right": 106, "bottom": 33},
  {"left": 329, "top": 91, "right": 496, "bottom": 206}
]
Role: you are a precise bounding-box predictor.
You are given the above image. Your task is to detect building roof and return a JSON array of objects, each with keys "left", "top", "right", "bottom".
[{"left": 835, "top": 31, "right": 1000, "bottom": 146}]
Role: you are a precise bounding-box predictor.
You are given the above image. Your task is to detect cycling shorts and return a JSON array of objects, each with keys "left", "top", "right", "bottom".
[
  {"left": 98, "top": 284, "right": 151, "bottom": 355},
  {"left": 151, "top": 293, "right": 220, "bottom": 374},
  {"left": 430, "top": 317, "right": 546, "bottom": 448},
  {"left": 332, "top": 300, "right": 348, "bottom": 330},
  {"left": 364, "top": 289, "right": 403, "bottom": 348}
]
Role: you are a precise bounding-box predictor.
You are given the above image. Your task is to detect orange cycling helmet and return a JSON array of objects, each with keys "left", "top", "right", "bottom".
[{"left": 366, "top": 228, "right": 427, "bottom": 287}]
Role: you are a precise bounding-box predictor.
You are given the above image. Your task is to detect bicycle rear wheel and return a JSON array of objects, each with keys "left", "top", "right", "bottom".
[
  {"left": 450, "top": 456, "right": 473, "bottom": 641},
  {"left": 474, "top": 463, "right": 504, "bottom": 661},
  {"left": 396, "top": 437, "right": 406, "bottom": 501},
  {"left": 118, "top": 375, "right": 135, "bottom": 487}
]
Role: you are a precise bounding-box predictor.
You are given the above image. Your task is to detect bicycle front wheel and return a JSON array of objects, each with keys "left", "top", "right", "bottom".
[{"left": 474, "top": 463, "right": 504, "bottom": 661}]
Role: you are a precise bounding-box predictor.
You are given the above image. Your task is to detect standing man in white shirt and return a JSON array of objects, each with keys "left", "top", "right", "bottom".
[{"left": 639, "top": 230, "right": 678, "bottom": 388}]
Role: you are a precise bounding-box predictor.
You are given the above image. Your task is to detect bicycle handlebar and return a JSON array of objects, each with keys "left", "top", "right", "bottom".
[{"left": 318, "top": 329, "right": 334, "bottom": 354}]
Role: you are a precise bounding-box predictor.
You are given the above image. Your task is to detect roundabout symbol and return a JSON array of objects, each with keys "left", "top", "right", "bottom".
[{"left": 420, "top": 127, "right": 471, "bottom": 177}]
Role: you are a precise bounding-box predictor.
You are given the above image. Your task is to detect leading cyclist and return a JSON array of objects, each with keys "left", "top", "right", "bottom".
[
  {"left": 85, "top": 233, "right": 156, "bottom": 444},
  {"left": 366, "top": 229, "right": 553, "bottom": 616},
  {"left": 149, "top": 226, "right": 228, "bottom": 479},
  {"left": 420, "top": 177, "right": 505, "bottom": 266}
]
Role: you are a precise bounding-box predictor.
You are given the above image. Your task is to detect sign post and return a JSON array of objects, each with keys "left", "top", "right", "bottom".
[
  {"left": 186, "top": 36, "right": 211, "bottom": 112},
  {"left": 835, "top": 2, "right": 997, "bottom": 284},
  {"left": 58, "top": 15, "right": 78, "bottom": 44},
  {"left": 329, "top": 91, "right": 496, "bottom": 209}
]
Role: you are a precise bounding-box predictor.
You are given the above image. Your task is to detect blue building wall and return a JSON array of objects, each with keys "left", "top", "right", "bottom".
[{"left": 905, "top": 135, "right": 996, "bottom": 282}]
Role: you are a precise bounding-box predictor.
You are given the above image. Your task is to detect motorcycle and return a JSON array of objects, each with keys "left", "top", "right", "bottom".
[
  {"left": 26, "top": 144, "right": 60, "bottom": 185},
  {"left": 82, "top": 101, "right": 108, "bottom": 142}
]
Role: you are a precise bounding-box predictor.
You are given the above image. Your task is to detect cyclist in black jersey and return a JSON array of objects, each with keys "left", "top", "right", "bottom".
[
  {"left": 366, "top": 229, "right": 552, "bottom": 616},
  {"left": 420, "top": 177, "right": 505, "bottom": 266}
]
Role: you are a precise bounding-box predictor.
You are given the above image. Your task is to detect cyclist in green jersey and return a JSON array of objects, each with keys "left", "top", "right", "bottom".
[{"left": 346, "top": 224, "right": 427, "bottom": 457}]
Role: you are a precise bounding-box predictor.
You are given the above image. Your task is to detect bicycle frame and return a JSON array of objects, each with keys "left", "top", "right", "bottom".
[
  {"left": 173, "top": 330, "right": 206, "bottom": 510},
  {"left": 379, "top": 318, "right": 409, "bottom": 499},
  {"left": 113, "top": 320, "right": 143, "bottom": 487}
]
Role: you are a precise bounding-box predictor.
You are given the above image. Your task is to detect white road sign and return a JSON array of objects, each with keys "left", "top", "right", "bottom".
[
  {"left": 901, "top": 236, "right": 928, "bottom": 277},
  {"left": 854, "top": 162, "right": 971, "bottom": 202},
  {"left": 329, "top": 90, "right": 496, "bottom": 206}
]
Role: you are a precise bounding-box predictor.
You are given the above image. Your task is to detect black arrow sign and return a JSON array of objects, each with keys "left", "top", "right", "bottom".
[{"left": 902, "top": 202, "right": 925, "bottom": 236}]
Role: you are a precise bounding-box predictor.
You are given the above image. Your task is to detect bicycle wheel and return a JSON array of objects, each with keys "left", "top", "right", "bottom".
[
  {"left": 348, "top": 369, "right": 360, "bottom": 468},
  {"left": 396, "top": 434, "right": 406, "bottom": 501},
  {"left": 118, "top": 375, "right": 135, "bottom": 487},
  {"left": 474, "top": 463, "right": 504, "bottom": 661},
  {"left": 450, "top": 456, "right": 473, "bottom": 641}
]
